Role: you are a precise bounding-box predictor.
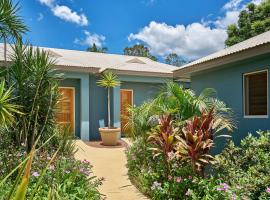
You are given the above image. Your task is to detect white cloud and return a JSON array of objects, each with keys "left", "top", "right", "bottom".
[
  {"left": 128, "top": 22, "right": 227, "bottom": 60},
  {"left": 52, "top": 5, "right": 88, "bottom": 26},
  {"left": 214, "top": 10, "right": 239, "bottom": 28},
  {"left": 128, "top": 0, "right": 262, "bottom": 60},
  {"left": 38, "top": 0, "right": 54, "bottom": 7},
  {"left": 38, "top": 0, "right": 88, "bottom": 26},
  {"left": 37, "top": 13, "right": 44, "bottom": 21},
  {"left": 74, "top": 31, "right": 105, "bottom": 47},
  {"left": 223, "top": 0, "right": 243, "bottom": 10}
]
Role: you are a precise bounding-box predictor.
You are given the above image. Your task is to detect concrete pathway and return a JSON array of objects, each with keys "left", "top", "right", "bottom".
[{"left": 75, "top": 140, "right": 148, "bottom": 200}]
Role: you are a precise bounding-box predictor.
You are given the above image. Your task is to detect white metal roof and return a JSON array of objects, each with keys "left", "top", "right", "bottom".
[{"left": 0, "top": 44, "right": 177, "bottom": 77}]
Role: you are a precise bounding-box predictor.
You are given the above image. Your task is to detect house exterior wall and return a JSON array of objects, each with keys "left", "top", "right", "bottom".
[
  {"left": 60, "top": 72, "right": 171, "bottom": 140},
  {"left": 121, "top": 82, "right": 163, "bottom": 106},
  {"left": 191, "top": 53, "right": 270, "bottom": 149},
  {"left": 60, "top": 71, "right": 90, "bottom": 141}
]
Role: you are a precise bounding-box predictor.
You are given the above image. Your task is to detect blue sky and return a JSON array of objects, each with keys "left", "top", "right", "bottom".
[{"left": 20, "top": 0, "right": 262, "bottom": 61}]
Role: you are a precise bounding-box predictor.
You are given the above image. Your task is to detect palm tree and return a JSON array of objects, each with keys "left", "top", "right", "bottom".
[
  {"left": 97, "top": 72, "right": 120, "bottom": 128},
  {"left": 0, "top": 0, "right": 28, "bottom": 66}
]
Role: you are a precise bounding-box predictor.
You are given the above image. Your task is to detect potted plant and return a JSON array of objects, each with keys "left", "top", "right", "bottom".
[{"left": 97, "top": 71, "right": 121, "bottom": 145}]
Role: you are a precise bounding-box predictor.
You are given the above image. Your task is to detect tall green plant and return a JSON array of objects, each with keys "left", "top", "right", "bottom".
[
  {"left": 7, "top": 42, "right": 61, "bottom": 151},
  {"left": 97, "top": 71, "right": 120, "bottom": 128},
  {"left": 126, "top": 81, "right": 235, "bottom": 141},
  {"left": 0, "top": 0, "right": 28, "bottom": 66},
  {"left": 0, "top": 81, "right": 21, "bottom": 126}
]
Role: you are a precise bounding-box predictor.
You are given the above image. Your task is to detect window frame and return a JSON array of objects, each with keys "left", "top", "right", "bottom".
[{"left": 243, "top": 69, "right": 268, "bottom": 119}]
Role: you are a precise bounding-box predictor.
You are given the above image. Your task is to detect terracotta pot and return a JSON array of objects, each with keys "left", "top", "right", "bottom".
[{"left": 99, "top": 127, "right": 121, "bottom": 146}]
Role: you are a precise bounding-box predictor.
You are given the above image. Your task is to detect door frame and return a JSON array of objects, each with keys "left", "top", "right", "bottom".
[
  {"left": 120, "top": 89, "right": 134, "bottom": 133},
  {"left": 120, "top": 89, "right": 134, "bottom": 106},
  {"left": 58, "top": 87, "right": 76, "bottom": 135}
]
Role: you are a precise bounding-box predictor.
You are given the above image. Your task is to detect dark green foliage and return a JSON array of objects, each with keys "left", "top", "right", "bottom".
[
  {"left": 215, "top": 131, "right": 270, "bottom": 199},
  {"left": 86, "top": 43, "right": 108, "bottom": 53},
  {"left": 165, "top": 53, "right": 186, "bottom": 67},
  {"left": 225, "top": 0, "right": 270, "bottom": 46},
  {"left": 123, "top": 44, "right": 158, "bottom": 61},
  {"left": 6, "top": 42, "right": 62, "bottom": 152}
]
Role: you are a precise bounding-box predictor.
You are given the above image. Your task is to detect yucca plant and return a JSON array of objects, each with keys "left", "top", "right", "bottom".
[
  {"left": 97, "top": 71, "right": 120, "bottom": 128},
  {"left": 0, "top": 81, "right": 21, "bottom": 126},
  {"left": 7, "top": 42, "right": 62, "bottom": 152}
]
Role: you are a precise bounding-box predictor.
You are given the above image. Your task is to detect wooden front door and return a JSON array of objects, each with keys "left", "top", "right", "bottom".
[
  {"left": 56, "top": 87, "right": 75, "bottom": 135},
  {"left": 120, "top": 90, "right": 133, "bottom": 135}
]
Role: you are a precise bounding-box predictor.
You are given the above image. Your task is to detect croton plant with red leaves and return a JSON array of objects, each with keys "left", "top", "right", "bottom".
[{"left": 177, "top": 108, "right": 217, "bottom": 175}]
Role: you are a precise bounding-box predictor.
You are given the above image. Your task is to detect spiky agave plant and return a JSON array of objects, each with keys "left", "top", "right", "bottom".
[{"left": 97, "top": 71, "right": 120, "bottom": 128}]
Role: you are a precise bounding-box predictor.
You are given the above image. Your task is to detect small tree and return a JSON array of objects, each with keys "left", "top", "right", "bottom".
[
  {"left": 165, "top": 53, "right": 186, "bottom": 67},
  {"left": 86, "top": 43, "right": 108, "bottom": 53},
  {"left": 123, "top": 44, "right": 157, "bottom": 61},
  {"left": 97, "top": 72, "right": 120, "bottom": 128}
]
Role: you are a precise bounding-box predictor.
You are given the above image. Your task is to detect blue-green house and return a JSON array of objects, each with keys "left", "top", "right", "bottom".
[
  {"left": 174, "top": 31, "right": 270, "bottom": 144},
  {"left": 34, "top": 47, "right": 177, "bottom": 141}
]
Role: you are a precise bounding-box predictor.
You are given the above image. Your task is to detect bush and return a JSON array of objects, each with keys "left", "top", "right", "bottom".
[
  {"left": 126, "top": 139, "right": 236, "bottom": 199},
  {"left": 0, "top": 132, "right": 103, "bottom": 199},
  {"left": 215, "top": 131, "right": 270, "bottom": 199}
]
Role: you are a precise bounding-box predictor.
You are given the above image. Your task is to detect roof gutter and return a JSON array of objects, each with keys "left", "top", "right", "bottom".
[
  {"left": 103, "top": 68, "right": 174, "bottom": 78},
  {"left": 173, "top": 43, "right": 270, "bottom": 79}
]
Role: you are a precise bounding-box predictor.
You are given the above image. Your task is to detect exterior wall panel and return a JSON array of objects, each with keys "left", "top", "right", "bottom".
[{"left": 191, "top": 54, "right": 270, "bottom": 151}]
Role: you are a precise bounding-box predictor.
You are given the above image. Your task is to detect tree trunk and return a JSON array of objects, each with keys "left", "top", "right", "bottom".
[{"left": 108, "top": 88, "right": 111, "bottom": 128}]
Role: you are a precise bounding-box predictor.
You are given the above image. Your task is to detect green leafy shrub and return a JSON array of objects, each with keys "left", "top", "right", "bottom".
[
  {"left": 0, "top": 134, "right": 103, "bottom": 199},
  {"left": 215, "top": 131, "right": 270, "bottom": 199}
]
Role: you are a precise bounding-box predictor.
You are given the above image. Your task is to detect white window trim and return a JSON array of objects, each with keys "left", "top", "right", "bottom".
[{"left": 243, "top": 69, "right": 268, "bottom": 119}]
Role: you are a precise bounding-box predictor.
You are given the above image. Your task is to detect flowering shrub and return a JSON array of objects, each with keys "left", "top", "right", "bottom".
[
  {"left": 126, "top": 131, "right": 270, "bottom": 199},
  {"left": 0, "top": 134, "right": 103, "bottom": 199},
  {"left": 214, "top": 131, "right": 270, "bottom": 199}
]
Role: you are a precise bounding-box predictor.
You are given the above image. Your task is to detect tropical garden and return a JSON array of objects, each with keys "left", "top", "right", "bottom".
[
  {"left": 0, "top": 0, "right": 103, "bottom": 199},
  {"left": 125, "top": 82, "right": 270, "bottom": 199}
]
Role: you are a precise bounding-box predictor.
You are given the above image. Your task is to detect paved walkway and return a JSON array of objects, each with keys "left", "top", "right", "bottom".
[{"left": 75, "top": 139, "right": 148, "bottom": 200}]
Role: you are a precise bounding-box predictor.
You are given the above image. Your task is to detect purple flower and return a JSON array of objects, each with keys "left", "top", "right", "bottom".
[
  {"left": 32, "top": 172, "right": 40, "bottom": 177},
  {"left": 151, "top": 181, "right": 161, "bottom": 190},
  {"left": 82, "top": 159, "right": 90, "bottom": 164},
  {"left": 188, "top": 176, "right": 192, "bottom": 180},
  {"left": 168, "top": 175, "right": 173, "bottom": 181},
  {"left": 79, "top": 168, "right": 85, "bottom": 173},
  {"left": 217, "top": 183, "right": 230, "bottom": 192},
  {"left": 266, "top": 187, "right": 270, "bottom": 193},
  {"left": 176, "top": 177, "right": 182, "bottom": 183},
  {"left": 185, "top": 189, "right": 191, "bottom": 196},
  {"left": 232, "top": 193, "right": 237, "bottom": 200}
]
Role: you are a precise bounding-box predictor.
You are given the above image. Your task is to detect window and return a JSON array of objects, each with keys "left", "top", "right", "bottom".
[{"left": 244, "top": 70, "right": 268, "bottom": 117}]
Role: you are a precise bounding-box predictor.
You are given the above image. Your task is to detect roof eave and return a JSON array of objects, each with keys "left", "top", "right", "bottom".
[
  {"left": 173, "top": 43, "right": 270, "bottom": 78},
  {"left": 103, "top": 68, "right": 174, "bottom": 78}
]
